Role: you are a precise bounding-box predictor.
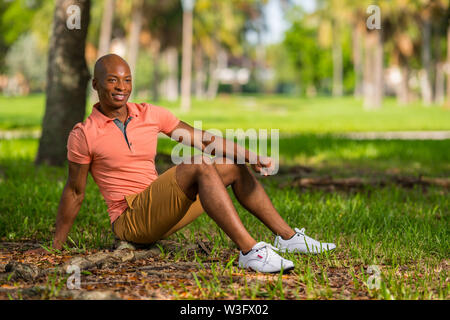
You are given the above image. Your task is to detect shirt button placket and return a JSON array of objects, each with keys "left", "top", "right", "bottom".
[{"left": 129, "top": 141, "right": 134, "bottom": 154}]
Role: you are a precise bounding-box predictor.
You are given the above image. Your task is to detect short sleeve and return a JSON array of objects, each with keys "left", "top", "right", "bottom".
[
  {"left": 153, "top": 105, "right": 180, "bottom": 135},
  {"left": 67, "top": 126, "right": 91, "bottom": 164}
]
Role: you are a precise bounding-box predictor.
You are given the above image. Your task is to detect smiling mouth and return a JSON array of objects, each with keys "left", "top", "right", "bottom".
[{"left": 112, "top": 93, "right": 128, "bottom": 101}]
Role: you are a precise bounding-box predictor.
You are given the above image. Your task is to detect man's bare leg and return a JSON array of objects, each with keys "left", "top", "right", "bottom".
[
  {"left": 175, "top": 156, "right": 257, "bottom": 253},
  {"left": 212, "top": 160, "right": 296, "bottom": 240}
]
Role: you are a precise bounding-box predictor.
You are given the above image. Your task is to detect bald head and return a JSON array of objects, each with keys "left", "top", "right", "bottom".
[
  {"left": 92, "top": 54, "right": 132, "bottom": 108},
  {"left": 94, "top": 54, "right": 130, "bottom": 81}
]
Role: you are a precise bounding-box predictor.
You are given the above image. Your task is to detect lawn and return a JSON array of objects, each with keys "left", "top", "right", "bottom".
[
  {"left": 0, "top": 94, "right": 448, "bottom": 300},
  {"left": 1, "top": 93, "right": 450, "bottom": 132},
  {"left": 0, "top": 135, "right": 448, "bottom": 299}
]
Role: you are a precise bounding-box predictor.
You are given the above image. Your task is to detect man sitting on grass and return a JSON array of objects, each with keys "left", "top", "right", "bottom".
[{"left": 31, "top": 54, "right": 335, "bottom": 273}]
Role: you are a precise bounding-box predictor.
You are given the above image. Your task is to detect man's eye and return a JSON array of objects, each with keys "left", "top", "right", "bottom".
[{"left": 108, "top": 79, "right": 116, "bottom": 82}]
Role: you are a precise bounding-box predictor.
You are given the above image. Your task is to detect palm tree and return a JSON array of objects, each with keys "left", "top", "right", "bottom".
[
  {"left": 90, "top": 0, "right": 115, "bottom": 102},
  {"left": 447, "top": 21, "right": 450, "bottom": 108},
  {"left": 194, "top": 0, "right": 267, "bottom": 100},
  {"left": 98, "top": 0, "right": 115, "bottom": 57},
  {"left": 180, "top": 0, "right": 195, "bottom": 112},
  {"left": 127, "top": 0, "right": 144, "bottom": 101}
]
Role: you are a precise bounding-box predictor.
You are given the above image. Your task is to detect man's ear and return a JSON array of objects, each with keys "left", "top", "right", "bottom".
[{"left": 92, "top": 78, "right": 97, "bottom": 90}]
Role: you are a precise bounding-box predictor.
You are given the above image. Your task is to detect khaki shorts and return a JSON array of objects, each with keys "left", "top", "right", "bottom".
[{"left": 112, "top": 166, "right": 204, "bottom": 244}]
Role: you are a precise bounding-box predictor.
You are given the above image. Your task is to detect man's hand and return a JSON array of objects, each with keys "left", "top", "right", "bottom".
[{"left": 251, "top": 156, "right": 275, "bottom": 176}]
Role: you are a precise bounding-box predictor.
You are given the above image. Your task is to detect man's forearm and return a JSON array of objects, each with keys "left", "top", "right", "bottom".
[
  {"left": 201, "top": 132, "right": 257, "bottom": 164},
  {"left": 52, "top": 186, "right": 84, "bottom": 250}
]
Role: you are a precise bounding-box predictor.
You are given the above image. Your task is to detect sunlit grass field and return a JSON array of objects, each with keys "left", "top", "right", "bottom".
[
  {"left": 1, "top": 93, "right": 450, "bottom": 132},
  {"left": 0, "top": 94, "right": 448, "bottom": 299},
  {"left": 0, "top": 137, "right": 448, "bottom": 299}
]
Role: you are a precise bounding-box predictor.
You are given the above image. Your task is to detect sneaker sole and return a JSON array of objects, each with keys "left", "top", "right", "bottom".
[{"left": 248, "top": 265, "right": 295, "bottom": 274}]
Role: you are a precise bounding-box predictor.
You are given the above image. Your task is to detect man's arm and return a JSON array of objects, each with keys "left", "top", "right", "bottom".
[
  {"left": 166, "top": 121, "right": 273, "bottom": 174},
  {"left": 52, "top": 161, "right": 90, "bottom": 250}
]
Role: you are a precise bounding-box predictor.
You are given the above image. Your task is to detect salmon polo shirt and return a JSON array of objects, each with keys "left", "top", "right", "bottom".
[{"left": 67, "top": 102, "right": 180, "bottom": 224}]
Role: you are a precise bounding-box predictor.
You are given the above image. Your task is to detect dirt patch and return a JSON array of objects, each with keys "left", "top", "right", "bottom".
[
  {"left": 279, "top": 175, "right": 450, "bottom": 191},
  {"left": 0, "top": 240, "right": 375, "bottom": 300}
]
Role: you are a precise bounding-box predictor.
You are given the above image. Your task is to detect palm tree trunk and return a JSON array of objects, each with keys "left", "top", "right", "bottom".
[
  {"left": 397, "top": 66, "right": 410, "bottom": 105},
  {"left": 446, "top": 23, "right": 450, "bottom": 108},
  {"left": 98, "top": 0, "right": 114, "bottom": 56},
  {"left": 206, "top": 56, "right": 218, "bottom": 100},
  {"left": 363, "top": 29, "right": 383, "bottom": 109},
  {"left": 420, "top": 17, "right": 433, "bottom": 106},
  {"left": 207, "top": 48, "right": 227, "bottom": 100},
  {"left": 332, "top": 21, "right": 343, "bottom": 97},
  {"left": 164, "top": 47, "right": 179, "bottom": 102},
  {"left": 194, "top": 46, "right": 206, "bottom": 99},
  {"left": 352, "top": 24, "right": 363, "bottom": 98},
  {"left": 90, "top": 0, "right": 114, "bottom": 102},
  {"left": 180, "top": 9, "right": 194, "bottom": 112},
  {"left": 151, "top": 41, "right": 161, "bottom": 102},
  {"left": 36, "top": 0, "right": 91, "bottom": 166},
  {"left": 435, "top": 62, "right": 445, "bottom": 105},
  {"left": 127, "top": 0, "right": 143, "bottom": 101}
]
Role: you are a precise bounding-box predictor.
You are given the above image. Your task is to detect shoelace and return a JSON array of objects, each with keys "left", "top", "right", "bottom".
[
  {"left": 252, "top": 243, "right": 280, "bottom": 265},
  {"left": 296, "top": 228, "right": 317, "bottom": 242},
  {"left": 253, "top": 242, "right": 280, "bottom": 253}
]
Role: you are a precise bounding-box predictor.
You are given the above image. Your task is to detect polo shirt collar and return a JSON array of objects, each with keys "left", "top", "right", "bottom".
[{"left": 91, "top": 102, "right": 139, "bottom": 128}]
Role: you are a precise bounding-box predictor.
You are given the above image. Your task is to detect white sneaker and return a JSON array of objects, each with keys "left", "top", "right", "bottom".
[
  {"left": 274, "top": 228, "right": 336, "bottom": 254},
  {"left": 238, "top": 242, "right": 295, "bottom": 273}
]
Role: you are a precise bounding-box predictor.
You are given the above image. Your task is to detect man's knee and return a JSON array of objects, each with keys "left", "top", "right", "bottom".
[
  {"left": 212, "top": 157, "right": 249, "bottom": 185},
  {"left": 185, "top": 155, "right": 214, "bottom": 174},
  {"left": 191, "top": 154, "right": 214, "bottom": 166},
  {"left": 177, "top": 155, "right": 213, "bottom": 177}
]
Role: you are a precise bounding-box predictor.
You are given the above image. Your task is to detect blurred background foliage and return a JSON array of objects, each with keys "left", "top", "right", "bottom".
[{"left": 0, "top": 0, "right": 448, "bottom": 107}]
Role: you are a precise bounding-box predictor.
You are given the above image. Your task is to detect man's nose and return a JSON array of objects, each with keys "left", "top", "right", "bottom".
[{"left": 115, "top": 79, "right": 126, "bottom": 91}]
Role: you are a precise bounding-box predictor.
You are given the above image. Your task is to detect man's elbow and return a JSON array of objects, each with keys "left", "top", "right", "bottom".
[{"left": 65, "top": 185, "right": 85, "bottom": 204}]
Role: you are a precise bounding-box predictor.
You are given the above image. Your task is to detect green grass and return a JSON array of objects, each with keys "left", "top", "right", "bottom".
[
  {"left": 157, "top": 133, "right": 450, "bottom": 177},
  {"left": 0, "top": 94, "right": 46, "bottom": 130},
  {"left": 1, "top": 94, "right": 449, "bottom": 299},
  {"left": 0, "top": 137, "right": 448, "bottom": 299},
  {"left": 1, "top": 93, "right": 450, "bottom": 132}
]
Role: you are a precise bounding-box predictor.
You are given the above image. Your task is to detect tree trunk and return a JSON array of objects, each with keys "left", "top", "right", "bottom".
[
  {"left": 194, "top": 46, "right": 206, "bottom": 99},
  {"left": 435, "top": 62, "right": 445, "bottom": 105},
  {"left": 90, "top": 0, "right": 115, "bottom": 102},
  {"left": 397, "top": 66, "right": 410, "bottom": 106},
  {"left": 207, "top": 48, "right": 227, "bottom": 100},
  {"left": 164, "top": 47, "right": 179, "bottom": 102},
  {"left": 363, "top": 29, "right": 383, "bottom": 109},
  {"left": 352, "top": 24, "right": 363, "bottom": 98},
  {"left": 97, "top": 0, "right": 114, "bottom": 57},
  {"left": 206, "top": 56, "right": 218, "bottom": 100},
  {"left": 180, "top": 9, "right": 194, "bottom": 112},
  {"left": 332, "top": 21, "right": 343, "bottom": 97},
  {"left": 36, "top": 0, "right": 91, "bottom": 166},
  {"left": 420, "top": 17, "right": 433, "bottom": 106},
  {"left": 392, "top": 49, "right": 410, "bottom": 106},
  {"left": 447, "top": 23, "right": 450, "bottom": 108},
  {"left": 151, "top": 41, "right": 161, "bottom": 102},
  {"left": 127, "top": 0, "right": 143, "bottom": 101}
]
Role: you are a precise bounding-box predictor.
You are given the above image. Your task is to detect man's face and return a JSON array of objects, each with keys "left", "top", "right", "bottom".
[{"left": 93, "top": 58, "right": 132, "bottom": 109}]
